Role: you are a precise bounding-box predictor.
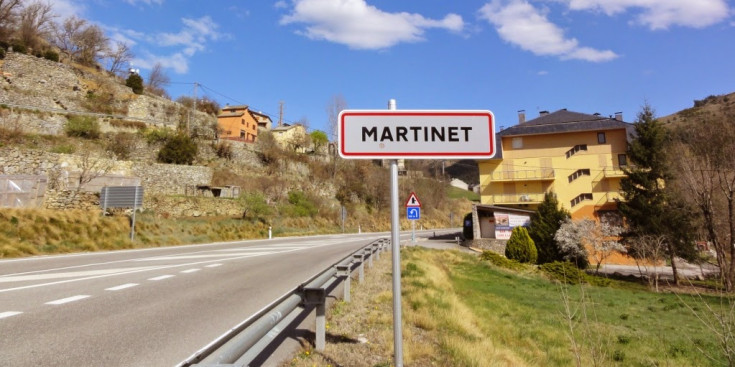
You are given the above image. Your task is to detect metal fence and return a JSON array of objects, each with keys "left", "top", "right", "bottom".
[
  {"left": 179, "top": 238, "right": 390, "bottom": 367},
  {"left": 0, "top": 175, "right": 47, "bottom": 208}
]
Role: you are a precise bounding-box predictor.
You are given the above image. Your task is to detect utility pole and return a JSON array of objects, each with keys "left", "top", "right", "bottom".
[{"left": 278, "top": 101, "right": 284, "bottom": 127}]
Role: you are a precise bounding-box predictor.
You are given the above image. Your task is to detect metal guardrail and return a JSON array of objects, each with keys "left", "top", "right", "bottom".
[{"left": 177, "top": 238, "right": 390, "bottom": 367}]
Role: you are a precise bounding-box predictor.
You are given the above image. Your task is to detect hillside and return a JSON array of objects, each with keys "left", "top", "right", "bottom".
[
  {"left": 659, "top": 91, "right": 735, "bottom": 126},
  {"left": 0, "top": 51, "right": 474, "bottom": 256}
]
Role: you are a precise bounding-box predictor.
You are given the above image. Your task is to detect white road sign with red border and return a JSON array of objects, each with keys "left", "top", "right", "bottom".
[{"left": 338, "top": 110, "right": 495, "bottom": 159}]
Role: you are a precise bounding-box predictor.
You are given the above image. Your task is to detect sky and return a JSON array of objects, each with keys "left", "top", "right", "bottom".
[{"left": 49, "top": 0, "right": 735, "bottom": 136}]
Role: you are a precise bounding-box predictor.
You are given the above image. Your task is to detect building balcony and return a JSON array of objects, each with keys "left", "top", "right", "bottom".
[
  {"left": 488, "top": 193, "right": 544, "bottom": 205},
  {"left": 601, "top": 166, "right": 627, "bottom": 178},
  {"left": 489, "top": 168, "right": 555, "bottom": 182},
  {"left": 596, "top": 191, "right": 622, "bottom": 206}
]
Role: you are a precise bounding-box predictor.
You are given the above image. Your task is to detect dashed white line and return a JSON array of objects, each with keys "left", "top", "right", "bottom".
[
  {"left": 149, "top": 275, "right": 174, "bottom": 281},
  {"left": 205, "top": 264, "right": 222, "bottom": 268},
  {"left": 105, "top": 283, "right": 138, "bottom": 291},
  {"left": 180, "top": 269, "right": 200, "bottom": 274},
  {"left": 45, "top": 295, "right": 90, "bottom": 305},
  {"left": 0, "top": 311, "right": 22, "bottom": 319}
]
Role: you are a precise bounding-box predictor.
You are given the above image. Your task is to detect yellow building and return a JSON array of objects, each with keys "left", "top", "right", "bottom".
[
  {"left": 217, "top": 105, "right": 272, "bottom": 143},
  {"left": 478, "top": 109, "right": 633, "bottom": 220}
]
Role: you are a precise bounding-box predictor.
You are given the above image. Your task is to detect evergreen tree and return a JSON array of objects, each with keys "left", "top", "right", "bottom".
[
  {"left": 528, "top": 192, "right": 571, "bottom": 264},
  {"left": 505, "top": 226, "right": 537, "bottom": 264},
  {"left": 618, "top": 104, "right": 696, "bottom": 284},
  {"left": 126, "top": 73, "right": 144, "bottom": 94},
  {"left": 157, "top": 134, "right": 198, "bottom": 165}
]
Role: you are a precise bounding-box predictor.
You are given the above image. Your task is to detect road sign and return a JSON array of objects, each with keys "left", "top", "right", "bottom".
[
  {"left": 405, "top": 192, "right": 421, "bottom": 207},
  {"left": 407, "top": 207, "right": 420, "bottom": 220},
  {"left": 338, "top": 110, "right": 495, "bottom": 159}
]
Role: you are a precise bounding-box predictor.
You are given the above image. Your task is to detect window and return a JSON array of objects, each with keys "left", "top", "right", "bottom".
[
  {"left": 512, "top": 137, "right": 523, "bottom": 149},
  {"left": 240, "top": 130, "right": 246, "bottom": 138},
  {"left": 568, "top": 169, "right": 591, "bottom": 183},
  {"left": 597, "top": 132, "right": 606, "bottom": 144},
  {"left": 618, "top": 154, "right": 627, "bottom": 167},
  {"left": 570, "top": 193, "right": 593, "bottom": 207},
  {"left": 241, "top": 119, "right": 245, "bottom": 125},
  {"left": 565, "top": 144, "right": 588, "bottom": 158}
]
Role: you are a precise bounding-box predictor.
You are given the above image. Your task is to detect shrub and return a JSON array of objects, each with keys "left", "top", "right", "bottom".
[
  {"left": 144, "top": 128, "right": 175, "bottom": 144},
  {"left": 10, "top": 42, "right": 27, "bottom": 54},
  {"left": 504, "top": 226, "right": 537, "bottom": 264},
  {"left": 125, "top": 73, "right": 144, "bottom": 94},
  {"left": 539, "top": 261, "right": 587, "bottom": 284},
  {"left": 214, "top": 141, "right": 233, "bottom": 160},
  {"left": 43, "top": 50, "right": 59, "bottom": 62},
  {"left": 106, "top": 132, "right": 136, "bottom": 160},
  {"left": 50, "top": 144, "right": 75, "bottom": 154},
  {"left": 0, "top": 48, "right": 5, "bottom": 60},
  {"left": 64, "top": 116, "right": 100, "bottom": 139},
  {"left": 283, "top": 191, "right": 318, "bottom": 217},
  {"left": 479, "top": 250, "right": 528, "bottom": 271},
  {"left": 157, "top": 134, "right": 197, "bottom": 165},
  {"left": 240, "top": 192, "right": 272, "bottom": 223}
]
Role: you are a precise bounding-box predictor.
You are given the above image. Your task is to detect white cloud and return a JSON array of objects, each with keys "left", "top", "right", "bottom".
[
  {"left": 479, "top": 0, "right": 617, "bottom": 62},
  {"left": 537, "top": 70, "right": 549, "bottom": 76},
  {"left": 48, "top": 0, "right": 86, "bottom": 19},
  {"left": 563, "top": 0, "right": 730, "bottom": 29},
  {"left": 132, "top": 52, "right": 189, "bottom": 74},
  {"left": 274, "top": 1, "right": 289, "bottom": 9},
  {"left": 280, "top": 0, "right": 464, "bottom": 50}
]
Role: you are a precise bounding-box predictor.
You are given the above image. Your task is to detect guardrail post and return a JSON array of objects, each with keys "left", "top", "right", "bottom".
[
  {"left": 365, "top": 248, "right": 374, "bottom": 269},
  {"left": 336, "top": 264, "right": 351, "bottom": 303},
  {"left": 353, "top": 253, "right": 365, "bottom": 283},
  {"left": 373, "top": 243, "right": 381, "bottom": 261},
  {"left": 302, "top": 287, "right": 327, "bottom": 351}
]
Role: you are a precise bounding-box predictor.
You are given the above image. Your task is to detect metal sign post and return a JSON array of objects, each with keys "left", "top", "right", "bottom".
[{"left": 406, "top": 192, "right": 421, "bottom": 246}]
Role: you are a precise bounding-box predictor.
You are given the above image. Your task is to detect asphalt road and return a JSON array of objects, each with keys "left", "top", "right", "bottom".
[{"left": 0, "top": 232, "right": 395, "bottom": 366}]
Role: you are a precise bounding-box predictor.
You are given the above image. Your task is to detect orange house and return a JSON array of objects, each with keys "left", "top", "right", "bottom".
[{"left": 217, "top": 105, "right": 272, "bottom": 143}]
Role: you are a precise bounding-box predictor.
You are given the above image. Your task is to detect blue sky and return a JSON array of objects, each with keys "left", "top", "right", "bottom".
[{"left": 53, "top": 0, "right": 734, "bottom": 136}]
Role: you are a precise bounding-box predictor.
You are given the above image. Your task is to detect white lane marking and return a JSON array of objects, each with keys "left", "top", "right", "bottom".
[
  {"left": 149, "top": 275, "right": 174, "bottom": 281},
  {"left": 181, "top": 269, "right": 200, "bottom": 274},
  {"left": 105, "top": 283, "right": 138, "bottom": 291},
  {"left": 0, "top": 311, "right": 22, "bottom": 319},
  {"left": 0, "top": 267, "right": 161, "bottom": 283},
  {"left": 46, "top": 295, "right": 90, "bottom": 305},
  {"left": 0, "top": 240, "right": 374, "bottom": 294},
  {"left": 205, "top": 264, "right": 222, "bottom": 268},
  {"left": 135, "top": 253, "right": 270, "bottom": 261}
]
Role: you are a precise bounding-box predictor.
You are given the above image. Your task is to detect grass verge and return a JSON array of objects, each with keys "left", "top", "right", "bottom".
[{"left": 285, "top": 246, "right": 727, "bottom": 366}]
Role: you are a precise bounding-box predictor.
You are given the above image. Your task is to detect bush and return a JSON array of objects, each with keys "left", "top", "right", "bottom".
[
  {"left": 50, "top": 144, "right": 75, "bottom": 154},
  {"left": 504, "top": 226, "right": 537, "bottom": 264},
  {"left": 479, "top": 250, "right": 528, "bottom": 271},
  {"left": 539, "top": 261, "right": 611, "bottom": 286},
  {"left": 157, "top": 134, "right": 197, "bottom": 165},
  {"left": 64, "top": 116, "right": 100, "bottom": 139},
  {"left": 240, "top": 192, "right": 272, "bottom": 223},
  {"left": 283, "top": 191, "right": 318, "bottom": 217},
  {"left": 10, "top": 42, "right": 26, "bottom": 54},
  {"left": 106, "top": 132, "right": 136, "bottom": 160},
  {"left": 0, "top": 48, "right": 5, "bottom": 60},
  {"left": 126, "top": 73, "right": 144, "bottom": 94},
  {"left": 214, "top": 141, "right": 233, "bottom": 160},
  {"left": 144, "top": 128, "right": 175, "bottom": 144},
  {"left": 43, "top": 50, "right": 59, "bottom": 62}
]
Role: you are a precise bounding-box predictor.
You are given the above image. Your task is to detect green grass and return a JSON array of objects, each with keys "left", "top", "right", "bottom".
[
  {"left": 399, "top": 247, "right": 726, "bottom": 366},
  {"left": 447, "top": 186, "right": 479, "bottom": 201}
]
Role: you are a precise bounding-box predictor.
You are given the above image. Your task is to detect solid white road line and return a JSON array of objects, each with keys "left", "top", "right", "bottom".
[
  {"left": 0, "top": 311, "right": 22, "bottom": 319},
  {"left": 204, "top": 264, "right": 222, "bottom": 268},
  {"left": 149, "top": 275, "right": 174, "bottom": 281},
  {"left": 180, "top": 269, "right": 200, "bottom": 274},
  {"left": 45, "top": 295, "right": 90, "bottom": 305},
  {"left": 105, "top": 283, "right": 138, "bottom": 291}
]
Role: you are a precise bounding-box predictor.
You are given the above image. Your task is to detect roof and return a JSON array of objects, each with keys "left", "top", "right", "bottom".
[
  {"left": 473, "top": 204, "right": 535, "bottom": 215},
  {"left": 221, "top": 105, "right": 249, "bottom": 111},
  {"left": 499, "top": 109, "right": 633, "bottom": 137},
  {"left": 249, "top": 110, "right": 272, "bottom": 120},
  {"left": 217, "top": 112, "right": 245, "bottom": 118}
]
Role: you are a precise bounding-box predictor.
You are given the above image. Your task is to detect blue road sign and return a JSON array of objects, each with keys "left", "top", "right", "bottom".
[{"left": 407, "top": 207, "right": 420, "bottom": 220}]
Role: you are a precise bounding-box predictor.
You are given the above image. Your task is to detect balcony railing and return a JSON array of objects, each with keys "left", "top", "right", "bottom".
[
  {"left": 596, "top": 191, "right": 622, "bottom": 206},
  {"left": 490, "top": 168, "right": 555, "bottom": 182},
  {"left": 488, "top": 193, "right": 544, "bottom": 204},
  {"left": 601, "top": 166, "right": 627, "bottom": 178}
]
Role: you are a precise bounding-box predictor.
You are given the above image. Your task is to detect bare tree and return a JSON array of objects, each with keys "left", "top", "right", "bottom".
[
  {"left": 633, "top": 235, "right": 668, "bottom": 292},
  {"left": 76, "top": 23, "right": 107, "bottom": 66},
  {"left": 53, "top": 15, "right": 86, "bottom": 61},
  {"left": 146, "top": 62, "right": 170, "bottom": 97},
  {"left": 105, "top": 41, "right": 132, "bottom": 75},
  {"left": 17, "top": 1, "right": 55, "bottom": 51},
  {"left": 326, "top": 94, "right": 347, "bottom": 142},
  {"left": 670, "top": 107, "right": 735, "bottom": 290},
  {"left": 0, "top": 0, "right": 21, "bottom": 41}
]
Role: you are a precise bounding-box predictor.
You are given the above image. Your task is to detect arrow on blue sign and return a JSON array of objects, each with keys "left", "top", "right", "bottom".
[{"left": 407, "top": 207, "right": 420, "bottom": 220}]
